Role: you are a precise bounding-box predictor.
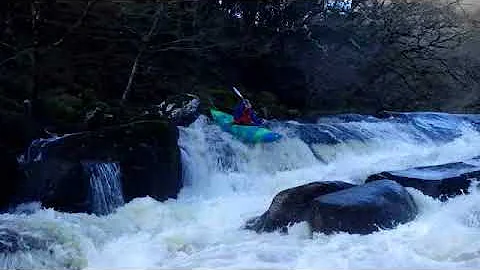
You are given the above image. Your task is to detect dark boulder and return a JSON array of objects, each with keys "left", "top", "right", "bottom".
[
  {"left": 366, "top": 161, "right": 480, "bottom": 200},
  {"left": 309, "top": 180, "right": 418, "bottom": 235},
  {"left": 0, "top": 108, "right": 45, "bottom": 211},
  {"left": 17, "top": 120, "right": 182, "bottom": 213},
  {"left": 244, "top": 181, "right": 356, "bottom": 233},
  {"left": 19, "top": 158, "right": 89, "bottom": 213},
  {"left": 0, "top": 147, "right": 23, "bottom": 211}
]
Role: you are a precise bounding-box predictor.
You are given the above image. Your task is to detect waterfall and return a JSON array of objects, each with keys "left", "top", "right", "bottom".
[
  {"left": 3, "top": 112, "right": 480, "bottom": 270},
  {"left": 83, "top": 162, "right": 124, "bottom": 215}
]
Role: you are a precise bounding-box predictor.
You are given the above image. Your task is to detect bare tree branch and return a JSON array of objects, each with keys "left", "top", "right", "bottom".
[
  {"left": 0, "top": 48, "right": 34, "bottom": 67},
  {"left": 121, "top": 6, "right": 163, "bottom": 102},
  {"left": 0, "top": 42, "right": 17, "bottom": 51},
  {"left": 53, "top": 0, "right": 100, "bottom": 47},
  {"left": 0, "top": 0, "right": 100, "bottom": 67}
]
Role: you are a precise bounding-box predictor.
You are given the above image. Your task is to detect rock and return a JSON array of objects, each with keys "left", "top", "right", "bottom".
[
  {"left": 309, "top": 180, "right": 418, "bottom": 235},
  {"left": 374, "top": 112, "right": 474, "bottom": 142},
  {"left": 0, "top": 147, "right": 23, "bottom": 211},
  {"left": 244, "top": 181, "right": 356, "bottom": 233},
  {"left": 283, "top": 119, "right": 378, "bottom": 146},
  {"left": 0, "top": 109, "right": 45, "bottom": 211},
  {"left": 292, "top": 123, "right": 342, "bottom": 145},
  {"left": 366, "top": 160, "right": 480, "bottom": 200},
  {"left": 151, "top": 94, "right": 200, "bottom": 126},
  {"left": 16, "top": 120, "right": 181, "bottom": 213},
  {"left": 19, "top": 158, "right": 89, "bottom": 213}
]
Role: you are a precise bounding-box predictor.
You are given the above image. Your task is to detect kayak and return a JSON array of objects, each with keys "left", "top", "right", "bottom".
[{"left": 210, "top": 109, "right": 282, "bottom": 143}]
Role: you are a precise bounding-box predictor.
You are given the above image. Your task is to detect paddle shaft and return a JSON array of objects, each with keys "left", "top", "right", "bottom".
[{"left": 232, "top": 86, "right": 245, "bottom": 100}]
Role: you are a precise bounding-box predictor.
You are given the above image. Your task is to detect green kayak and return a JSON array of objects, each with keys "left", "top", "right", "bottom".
[{"left": 210, "top": 109, "right": 282, "bottom": 143}]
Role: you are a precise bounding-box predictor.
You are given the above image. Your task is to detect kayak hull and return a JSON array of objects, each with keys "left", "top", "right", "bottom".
[{"left": 210, "top": 109, "right": 282, "bottom": 143}]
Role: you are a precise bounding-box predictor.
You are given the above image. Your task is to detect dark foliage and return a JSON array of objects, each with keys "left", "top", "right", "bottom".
[{"left": 0, "top": 0, "right": 479, "bottom": 151}]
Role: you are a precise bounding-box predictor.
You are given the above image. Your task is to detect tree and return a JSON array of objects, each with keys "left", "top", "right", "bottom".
[
  {"left": 121, "top": 3, "right": 164, "bottom": 102},
  {"left": 279, "top": 0, "right": 478, "bottom": 113}
]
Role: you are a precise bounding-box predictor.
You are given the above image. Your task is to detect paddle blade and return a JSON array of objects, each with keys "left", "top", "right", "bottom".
[{"left": 232, "top": 86, "right": 244, "bottom": 100}]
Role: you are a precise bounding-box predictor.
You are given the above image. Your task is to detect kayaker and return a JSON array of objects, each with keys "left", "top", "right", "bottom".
[{"left": 233, "top": 99, "right": 265, "bottom": 126}]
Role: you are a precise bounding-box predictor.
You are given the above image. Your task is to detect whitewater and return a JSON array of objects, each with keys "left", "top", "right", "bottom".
[{"left": 2, "top": 112, "right": 480, "bottom": 269}]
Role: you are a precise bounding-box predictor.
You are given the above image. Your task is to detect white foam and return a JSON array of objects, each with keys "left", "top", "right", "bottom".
[{"left": 3, "top": 114, "right": 480, "bottom": 269}]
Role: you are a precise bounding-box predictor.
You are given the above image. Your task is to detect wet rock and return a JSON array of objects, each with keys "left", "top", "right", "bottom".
[
  {"left": 16, "top": 120, "right": 182, "bottom": 213},
  {"left": 0, "top": 109, "right": 45, "bottom": 211},
  {"left": 244, "top": 181, "right": 356, "bottom": 233},
  {"left": 309, "top": 180, "right": 418, "bottom": 235},
  {"left": 366, "top": 160, "right": 480, "bottom": 200},
  {"left": 150, "top": 93, "right": 200, "bottom": 126},
  {"left": 20, "top": 158, "right": 89, "bottom": 213},
  {"left": 0, "top": 147, "right": 23, "bottom": 211}
]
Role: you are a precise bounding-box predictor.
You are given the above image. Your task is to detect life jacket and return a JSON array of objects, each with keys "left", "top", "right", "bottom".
[{"left": 234, "top": 107, "right": 254, "bottom": 125}]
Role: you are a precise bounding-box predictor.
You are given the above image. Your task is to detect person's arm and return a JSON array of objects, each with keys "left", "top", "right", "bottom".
[{"left": 251, "top": 110, "right": 265, "bottom": 125}]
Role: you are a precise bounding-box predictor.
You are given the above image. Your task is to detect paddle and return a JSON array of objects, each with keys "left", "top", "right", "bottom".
[{"left": 232, "top": 86, "right": 245, "bottom": 100}]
